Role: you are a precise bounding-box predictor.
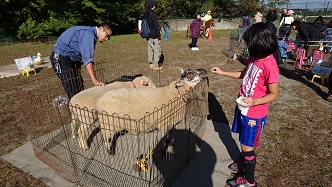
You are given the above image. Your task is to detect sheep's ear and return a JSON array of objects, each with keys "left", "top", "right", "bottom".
[
  {"left": 178, "top": 67, "right": 184, "bottom": 74},
  {"left": 175, "top": 80, "right": 184, "bottom": 87}
]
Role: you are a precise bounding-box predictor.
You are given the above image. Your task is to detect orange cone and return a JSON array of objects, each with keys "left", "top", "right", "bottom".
[{"left": 208, "top": 27, "right": 213, "bottom": 40}]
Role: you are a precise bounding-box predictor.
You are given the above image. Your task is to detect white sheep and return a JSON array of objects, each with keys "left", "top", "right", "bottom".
[
  {"left": 69, "top": 76, "right": 156, "bottom": 150},
  {"left": 96, "top": 75, "right": 203, "bottom": 154}
]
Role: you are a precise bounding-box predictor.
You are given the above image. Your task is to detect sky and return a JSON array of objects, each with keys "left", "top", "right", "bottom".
[{"left": 284, "top": 0, "right": 332, "bottom": 9}]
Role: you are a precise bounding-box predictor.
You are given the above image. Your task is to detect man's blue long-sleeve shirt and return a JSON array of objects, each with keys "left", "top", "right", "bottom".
[{"left": 53, "top": 26, "right": 97, "bottom": 66}]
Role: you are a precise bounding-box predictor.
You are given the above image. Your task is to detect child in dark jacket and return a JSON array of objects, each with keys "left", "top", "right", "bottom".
[{"left": 190, "top": 13, "right": 202, "bottom": 51}]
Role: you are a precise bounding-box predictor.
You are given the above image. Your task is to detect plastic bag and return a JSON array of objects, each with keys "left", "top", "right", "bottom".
[{"left": 52, "top": 95, "right": 70, "bottom": 117}]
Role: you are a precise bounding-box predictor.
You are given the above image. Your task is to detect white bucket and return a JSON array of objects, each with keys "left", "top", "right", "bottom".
[{"left": 236, "top": 96, "right": 249, "bottom": 116}]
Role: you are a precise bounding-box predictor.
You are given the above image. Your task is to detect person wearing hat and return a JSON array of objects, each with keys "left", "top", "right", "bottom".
[
  {"left": 279, "top": 9, "right": 294, "bottom": 39},
  {"left": 201, "top": 10, "right": 213, "bottom": 38},
  {"left": 144, "top": 0, "right": 162, "bottom": 71},
  {"left": 202, "top": 10, "right": 212, "bottom": 22}
]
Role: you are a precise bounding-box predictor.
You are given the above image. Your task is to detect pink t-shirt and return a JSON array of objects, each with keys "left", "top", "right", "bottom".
[{"left": 239, "top": 55, "right": 279, "bottom": 118}]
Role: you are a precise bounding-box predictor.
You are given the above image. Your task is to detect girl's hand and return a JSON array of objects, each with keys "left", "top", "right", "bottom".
[
  {"left": 241, "top": 97, "right": 254, "bottom": 107},
  {"left": 211, "top": 67, "right": 223, "bottom": 75}
]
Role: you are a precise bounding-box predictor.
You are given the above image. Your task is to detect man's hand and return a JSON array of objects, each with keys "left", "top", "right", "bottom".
[
  {"left": 85, "top": 62, "right": 105, "bottom": 86},
  {"left": 92, "top": 79, "right": 105, "bottom": 87}
]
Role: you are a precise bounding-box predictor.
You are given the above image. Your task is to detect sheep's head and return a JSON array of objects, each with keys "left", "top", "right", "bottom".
[
  {"left": 132, "top": 76, "right": 156, "bottom": 88},
  {"left": 179, "top": 68, "right": 208, "bottom": 83},
  {"left": 174, "top": 79, "right": 195, "bottom": 97}
]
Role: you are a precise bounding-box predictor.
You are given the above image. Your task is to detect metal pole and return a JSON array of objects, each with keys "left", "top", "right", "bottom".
[{"left": 326, "top": 2, "right": 330, "bottom": 16}]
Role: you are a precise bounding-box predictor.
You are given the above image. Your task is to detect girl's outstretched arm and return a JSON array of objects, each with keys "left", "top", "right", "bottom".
[{"left": 211, "top": 66, "right": 245, "bottom": 79}]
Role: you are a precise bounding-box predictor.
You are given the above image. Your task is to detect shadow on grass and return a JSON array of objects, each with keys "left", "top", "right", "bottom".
[{"left": 278, "top": 64, "right": 328, "bottom": 100}]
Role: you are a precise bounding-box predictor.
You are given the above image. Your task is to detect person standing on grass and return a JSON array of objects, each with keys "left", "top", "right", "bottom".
[
  {"left": 253, "top": 9, "right": 262, "bottom": 24},
  {"left": 280, "top": 8, "right": 288, "bottom": 23},
  {"left": 145, "top": 0, "right": 162, "bottom": 71},
  {"left": 190, "top": 13, "right": 202, "bottom": 51},
  {"left": 265, "top": 9, "right": 282, "bottom": 65},
  {"left": 238, "top": 12, "right": 250, "bottom": 41},
  {"left": 211, "top": 22, "right": 279, "bottom": 187},
  {"left": 50, "top": 22, "right": 112, "bottom": 99},
  {"left": 279, "top": 9, "right": 294, "bottom": 39}
]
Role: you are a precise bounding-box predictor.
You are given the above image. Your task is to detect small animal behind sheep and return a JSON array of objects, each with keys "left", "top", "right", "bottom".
[
  {"left": 96, "top": 69, "right": 205, "bottom": 155},
  {"left": 69, "top": 76, "right": 156, "bottom": 150},
  {"left": 33, "top": 53, "right": 42, "bottom": 65}
]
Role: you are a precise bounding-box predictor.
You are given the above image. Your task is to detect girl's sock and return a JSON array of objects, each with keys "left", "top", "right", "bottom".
[{"left": 243, "top": 150, "right": 256, "bottom": 184}]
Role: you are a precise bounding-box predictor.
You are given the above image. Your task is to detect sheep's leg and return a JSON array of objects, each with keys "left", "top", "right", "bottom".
[
  {"left": 70, "top": 115, "right": 78, "bottom": 139},
  {"left": 77, "top": 110, "right": 99, "bottom": 150},
  {"left": 78, "top": 123, "right": 89, "bottom": 150},
  {"left": 161, "top": 132, "right": 170, "bottom": 160},
  {"left": 107, "top": 138, "right": 116, "bottom": 155},
  {"left": 99, "top": 115, "right": 115, "bottom": 154}
]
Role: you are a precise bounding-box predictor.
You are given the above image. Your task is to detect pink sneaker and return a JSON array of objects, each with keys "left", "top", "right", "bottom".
[{"left": 227, "top": 176, "right": 257, "bottom": 187}]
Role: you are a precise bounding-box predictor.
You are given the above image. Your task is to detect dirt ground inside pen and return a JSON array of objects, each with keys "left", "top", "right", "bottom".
[{"left": 0, "top": 30, "right": 331, "bottom": 186}]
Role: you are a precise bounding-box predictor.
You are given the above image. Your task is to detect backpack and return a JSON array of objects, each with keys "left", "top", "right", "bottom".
[{"left": 140, "top": 13, "right": 152, "bottom": 38}]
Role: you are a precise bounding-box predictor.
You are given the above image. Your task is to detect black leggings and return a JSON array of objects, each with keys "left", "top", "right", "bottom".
[{"left": 50, "top": 51, "right": 84, "bottom": 100}]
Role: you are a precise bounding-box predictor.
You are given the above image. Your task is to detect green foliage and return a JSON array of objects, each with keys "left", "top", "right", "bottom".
[{"left": 1, "top": 0, "right": 292, "bottom": 39}]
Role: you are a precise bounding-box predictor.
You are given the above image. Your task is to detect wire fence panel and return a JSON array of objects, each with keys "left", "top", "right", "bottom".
[{"left": 15, "top": 64, "right": 208, "bottom": 187}]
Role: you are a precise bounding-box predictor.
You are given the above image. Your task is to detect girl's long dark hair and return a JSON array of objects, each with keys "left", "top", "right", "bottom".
[{"left": 243, "top": 22, "right": 278, "bottom": 59}]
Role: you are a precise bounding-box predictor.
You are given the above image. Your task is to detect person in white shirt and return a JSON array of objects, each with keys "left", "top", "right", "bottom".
[
  {"left": 202, "top": 10, "right": 212, "bottom": 22},
  {"left": 279, "top": 9, "right": 294, "bottom": 39},
  {"left": 201, "top": 10, "right": 214, "bottom": 38}
]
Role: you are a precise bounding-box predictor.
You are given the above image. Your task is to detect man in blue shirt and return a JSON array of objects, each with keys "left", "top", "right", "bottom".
[{"left": 50, "top": 22, "right": 112, "bottom": 99}]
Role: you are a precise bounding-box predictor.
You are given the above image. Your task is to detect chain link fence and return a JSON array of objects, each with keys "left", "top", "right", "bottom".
[{"left": 280, "top": 1, "right": 332, "bottom": 22}]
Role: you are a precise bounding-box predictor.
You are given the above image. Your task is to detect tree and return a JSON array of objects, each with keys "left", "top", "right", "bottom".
[{"left": 0, "top": 0, "right": 291, "bottom": 39}]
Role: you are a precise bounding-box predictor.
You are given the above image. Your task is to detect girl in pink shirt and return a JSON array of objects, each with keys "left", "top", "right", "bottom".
[{"left": 211, "top": 22, "right": 279, "bottom": 187}]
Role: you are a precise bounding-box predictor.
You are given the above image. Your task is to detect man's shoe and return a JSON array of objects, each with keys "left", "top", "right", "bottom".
[
  {"left": 227, "top": 176, "right": 257, "bottom": 187},
  {"left": 327, "top": 94, "right": 332, "bottom": 102},
  {"left": 149, "top": 64, "right": 154, "bottom": 69},
  {"left": 153, "top": 66, "right": 163, "bottom": 71},
  {"left": 191, "top": 47, "right": 199, "bottom": 51}
]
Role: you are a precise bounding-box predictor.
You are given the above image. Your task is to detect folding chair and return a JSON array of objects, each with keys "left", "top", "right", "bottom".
[
  {"left": 285, "top": 39, "right": 297, "bottom": 53},
  {"left": 294, "top": 48, "right": 308, "bottom": 68},
  {"left": 310, "top": 49, "right": 324, "bottom": 70}
]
